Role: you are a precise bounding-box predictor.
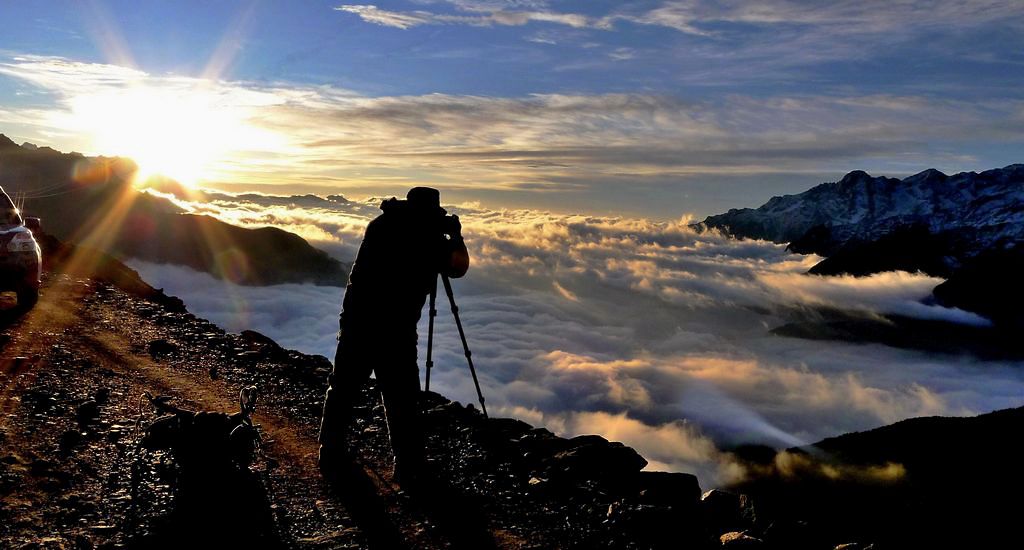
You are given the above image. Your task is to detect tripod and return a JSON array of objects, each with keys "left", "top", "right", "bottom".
[{"left": 425, "top": 273, "right": 488, "bottom": 418}]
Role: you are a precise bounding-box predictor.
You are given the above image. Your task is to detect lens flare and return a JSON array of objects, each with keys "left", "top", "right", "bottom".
[{"left": 64, "top": 86, "right": 260, "bottom": 187}]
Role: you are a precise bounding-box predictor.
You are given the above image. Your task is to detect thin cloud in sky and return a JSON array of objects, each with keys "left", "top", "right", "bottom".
[
  {"left": 331, "top": 0, "right": 1024, "bottom": 88},
  {"left": 661, "top": 0, "right": 1024, "bottom": 31},
  {"left": 3, "top": 54, "right": 1022, "bottom": 216},
  {"left": 336, "top": 3, "right": 604, "bottom": 31},
  {"left": 337, "top": 1, "right": 1024, "bottom": 36},
  {"left": 335, "top": 5, "right": 438, "bottom": 29}
]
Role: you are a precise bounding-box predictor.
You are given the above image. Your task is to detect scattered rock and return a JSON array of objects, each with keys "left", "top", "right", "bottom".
[
  {"left": 485, "top": 417, "right": 533, "bottom": 439},
  {"left": 702, "top": 489, "right": 744, "bottom": 534},
  {"left": 761, "top": 520, "right": 821, "bottom": 549},
  {"left": 605, "top": 500, "right": 703, "bottom": 549},
  {"left": 518, "top": 430, "right": 572, "bottom": 467},
  {"left": 76, "top": 400, "right": 100, "bottom": 424},
  {"left": 18, "top": 538, "right": 68, "bottom": 550},
  {"left": 29, "top": 458, "right": 56, "bottom": 476},
  {"left": 147, "top": 339, "right": 178, "bottom": 358},
  {"left": 237, "top": 350, "right": 262, "bottom": 361},
  {"left": 59, "top": 430, "right": 82, "bottom": 451},
  {"left": 545, "top": 436, "right": 648, "bottom": 480},
  {"left": 739, "top": 493, "right": 758, "bottom": 527},
  {"left": 239, "top": 330, "right": 283, "bottom": 356},
  {"left": 73, "top": 534, "right": 95, "bottom": 550},
  {"left": 3, "top": 356, "right": 31, "bottom": 372},
  {"left": 636, "top": 471, "right": 702, "bottom": 508},
  {"left": 721, "top": 531, "right": 764, "bottom": 547},
  {"left": 93, "top": 387, "right": 110, "bottom": 405}
]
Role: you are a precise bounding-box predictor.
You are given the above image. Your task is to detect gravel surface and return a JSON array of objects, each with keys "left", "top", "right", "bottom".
[{"left": 1, "top": 274, "right": 711, "bottom": 549}]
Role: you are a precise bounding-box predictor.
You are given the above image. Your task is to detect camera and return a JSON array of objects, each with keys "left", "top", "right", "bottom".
[{"left": 438, "top": 213, "right": 462, "bottom": 238}]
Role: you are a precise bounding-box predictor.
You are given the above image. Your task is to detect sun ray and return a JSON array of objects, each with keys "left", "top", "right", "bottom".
[
  {"left": 81, "top": 0, "right": 136, "bottom": 69},
  {"left": 60, "top": 2, "right": 273, "bottom": 189},
  {"left": 62, "top": 83, "right": 283, "bottom": 189},
  {"left": 202, "top": 2, "right": 259, "bottom": 82}
]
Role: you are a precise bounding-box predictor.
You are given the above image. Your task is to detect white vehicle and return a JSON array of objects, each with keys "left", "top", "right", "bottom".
[{"left": 0, "top": 186, "right": 42, "bottom": 309}]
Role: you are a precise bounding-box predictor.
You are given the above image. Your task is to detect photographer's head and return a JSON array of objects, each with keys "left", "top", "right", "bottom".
[
  {"left": 405, "top": 186, "right": 461, "bottom": 238},
  {"left": 407, "top": 187, "right": 445, "bottom": 216}
]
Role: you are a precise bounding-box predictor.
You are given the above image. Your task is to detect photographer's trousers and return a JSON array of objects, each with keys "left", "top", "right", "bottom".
[{"left": 319, "top": 325, "right": 424, "bottom": 474}]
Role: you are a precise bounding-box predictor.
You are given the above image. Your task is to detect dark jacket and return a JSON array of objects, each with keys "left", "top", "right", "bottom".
[{"left": 339, "top": 198, "right": 467, "bottom": 336}]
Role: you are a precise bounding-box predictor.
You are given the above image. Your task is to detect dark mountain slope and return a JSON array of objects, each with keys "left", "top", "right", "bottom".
[
  {"left": 730, "top": 406, "right": 1024, "bottom": 548},
  {"left": 0, "top": 134, "right": 347, "bottom": 285},
  {"left": 806, "top": 223, "right": 959, "bottom": 277},
  {"left": 932, "top": 244, "right": 1024, "bottom": 328}
]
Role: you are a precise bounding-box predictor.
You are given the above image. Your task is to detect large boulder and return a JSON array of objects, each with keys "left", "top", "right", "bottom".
[
  {"left": 702, "top": 489, "right": 745, "bottom": 535},
  {"left": 545, "top": 435, "right": 648, "bottom": 480},
  {"left": 635, "top": 471, "right": 702, "bottom": 508}
]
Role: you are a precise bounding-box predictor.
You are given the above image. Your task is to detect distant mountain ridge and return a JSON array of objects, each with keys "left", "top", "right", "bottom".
[
  {"left": 698, "top": 164, "right": 1024, "bottom": 329},
  {"left": 0, "top": 133, "right": 348, "bottom": 286},
  {"left": 699, "top": 164, "right": 1024, "bottom": 259}
]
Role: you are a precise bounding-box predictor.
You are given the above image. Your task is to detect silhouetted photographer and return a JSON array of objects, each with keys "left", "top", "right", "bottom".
[{"left": 319, "top": 187, "right": 469, "bottom": 485}]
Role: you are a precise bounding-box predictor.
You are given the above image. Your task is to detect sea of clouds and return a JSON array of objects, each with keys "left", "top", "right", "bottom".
[{"left": 129, "top": 191, "right": 1024, "bottom": 486}]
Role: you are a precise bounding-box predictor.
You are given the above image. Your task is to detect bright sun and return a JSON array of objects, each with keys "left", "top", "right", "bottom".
[{"left": 67, "top": 86, "right": 258, "bottom": 187}]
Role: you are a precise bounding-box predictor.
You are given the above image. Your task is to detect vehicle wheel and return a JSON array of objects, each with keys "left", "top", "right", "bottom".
[{"left": 17, "top": 285, "right": 38, "bottom": 310}]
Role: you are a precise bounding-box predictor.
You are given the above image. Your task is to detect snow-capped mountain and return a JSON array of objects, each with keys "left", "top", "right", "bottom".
[{"left": 699, "top": 164, "right": 1024, "bottom": 254}]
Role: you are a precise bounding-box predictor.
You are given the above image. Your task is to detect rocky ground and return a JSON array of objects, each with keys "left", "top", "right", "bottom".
[{"left": 0, "top": 271, "right": 769, "bottom": 549}]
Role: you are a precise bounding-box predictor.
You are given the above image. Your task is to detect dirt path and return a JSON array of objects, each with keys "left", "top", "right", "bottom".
[
  {"left": 2, "top": 273, "right": 672, "bottom": 549},
  {"left": 0, "top": 276, "right": 512, "bottom": 549}
]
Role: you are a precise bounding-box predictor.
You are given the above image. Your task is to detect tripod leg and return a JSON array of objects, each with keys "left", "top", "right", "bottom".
[
  {"left": 425, "top": 274, "right": 438, "bottom": 392},
  {"left": 441, "top": 274, "right": 488, "bottom": 418}
]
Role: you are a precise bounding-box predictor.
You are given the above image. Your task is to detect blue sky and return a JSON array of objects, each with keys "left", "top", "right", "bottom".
[{"left": 1, "top": 1, "right": 1023, "bottom": 217}]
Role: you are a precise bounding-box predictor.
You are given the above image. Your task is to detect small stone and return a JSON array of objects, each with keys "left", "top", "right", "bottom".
[
  {"left": 147, "top": 339, "right": 178, "bottom": 358},
  {"left": 93, "top": 388, "right": 110, "bottom": 405},
  {"left": 89, "top": 524, "right": 117, "bottom": 533},
  {"left": 76, "top": 400, "right": 100, "bottom": 423},
  {"left": 59, "top": 430, "right": 83, "bottom": 451},
  {"left": 29, "top": 458, "right": 56, "bottom": 475},
  {"left": 721, "top": 531, "right": 764, "bottom": 547}
]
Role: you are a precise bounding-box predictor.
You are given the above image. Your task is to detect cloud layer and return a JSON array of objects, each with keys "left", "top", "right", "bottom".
[{"left": 129, "top": 195, "right": 1024, "bottom": 486}]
